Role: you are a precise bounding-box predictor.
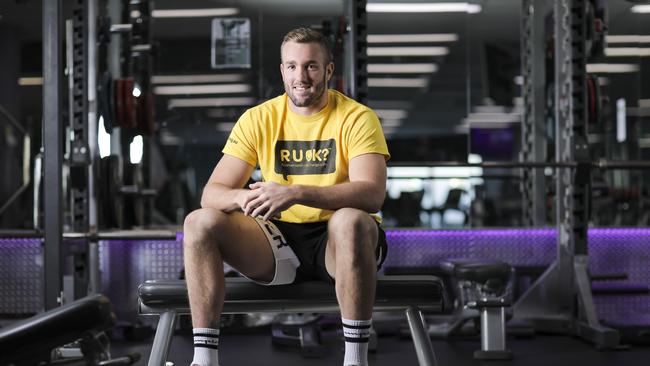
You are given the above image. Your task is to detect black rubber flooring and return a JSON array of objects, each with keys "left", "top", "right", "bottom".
[{"left": 109, "top": 326, "right": 650, "bottom": 366}]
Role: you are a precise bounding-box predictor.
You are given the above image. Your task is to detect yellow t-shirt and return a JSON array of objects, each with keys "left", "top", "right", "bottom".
[{"left": 222, "top": 89, "right": 390, "bottom": 223}]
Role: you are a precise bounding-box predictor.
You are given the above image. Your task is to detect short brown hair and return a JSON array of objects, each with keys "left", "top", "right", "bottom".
[{"left": 281, "top": 27, "right": 332, "bottom": 64}]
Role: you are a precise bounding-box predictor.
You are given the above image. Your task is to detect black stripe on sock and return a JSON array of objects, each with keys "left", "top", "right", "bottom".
[
  {"left": 344, "top": 337, "right": 370, "bottom": 343},
  {"left": 193, "top": 333, "right": 220, "bottom": 338},
  {"left": 194, "top": 343, "right": 219, "bottom": 350},
  {"left": 342, "top": 323, "right": 371, "bottom": 330}
]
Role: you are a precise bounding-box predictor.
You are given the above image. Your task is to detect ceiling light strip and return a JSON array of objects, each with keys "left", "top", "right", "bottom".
[
  {"left": 18, "top": 77, "right": 43, "bottom": 86},
  {"left": 367, "top": 3, "right": 481, "bottom": 14},
  {"left": 368, "top": 63, "right": 438, "bottom": 73},
  {"left": 375, "top": 109, "right": 409, "bottom": 119},
  {"left": 368, "top": 78, "right": 428, "bottom": 88},
  {"left": 631, "top": 5, "right": 650, "bottom": 13},
  {"left": 586, "top": 63, "right": 639, "bottom": 73},
  {"left": 152, "top": 74, "right": 245, "bottom": 84},
  {"left": 154, "top": 84, "right": 251, "bottom": 95},
  {"left": 380, "top": 119, "right": 404, "bottom": 128},
  {"left": 367, "top": 47, "right": 449, "bottom": 56},
  {"left": 606, "top": 35, "right": 650, "bottom": 44},
  {"left": 216, "top": 122, "right": 237, "bottom": 132},
  {"left": 152, "top": 8, "right": 239, "bottom": 18},
  {"left": 168, "top": 97, "right": 255, "bottom": 108},
  {"left": 367, "top": 34, "right": 458, "bottom": 43},
  {"left": 604, "top": 47, "right": 650, "bottom": 57}
]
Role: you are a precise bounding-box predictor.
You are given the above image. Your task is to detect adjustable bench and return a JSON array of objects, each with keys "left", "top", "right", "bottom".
[
  {"left": 0, "top": 294, "right": 114, "bottom": 365},
  {"left": 138, "top": 275, "right": 445, "bottom": 366}
]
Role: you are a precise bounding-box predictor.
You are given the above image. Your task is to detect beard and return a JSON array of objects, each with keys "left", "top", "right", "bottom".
[{"left": 286, "top": 73, "right": 328, "bottom": 108}]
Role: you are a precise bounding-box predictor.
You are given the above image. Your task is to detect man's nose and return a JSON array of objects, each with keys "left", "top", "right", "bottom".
[{"left": 296, "top": 67, "right": 308, "bottom": 80}]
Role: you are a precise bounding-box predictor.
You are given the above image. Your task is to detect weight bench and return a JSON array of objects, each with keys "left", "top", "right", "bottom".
[
  {"left": 138, "top": 275, "right": 445, "bottom": 366},
  {"left": 0, "top": 294, "right": 115, "bottom": 365}
]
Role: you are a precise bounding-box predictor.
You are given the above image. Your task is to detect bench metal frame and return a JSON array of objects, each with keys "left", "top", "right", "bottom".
[{"left": 138, "top": 276, "right": 444, "bottom": 366}]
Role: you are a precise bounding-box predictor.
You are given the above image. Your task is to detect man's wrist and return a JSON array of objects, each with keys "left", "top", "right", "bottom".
[{"left": 290, "top": 184, "right": 305, "bottom": 205}]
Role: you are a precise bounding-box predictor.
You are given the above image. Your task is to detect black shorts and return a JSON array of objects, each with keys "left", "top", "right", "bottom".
[{"left": 271, "top": 219, "right": 388, "bottom": 284}]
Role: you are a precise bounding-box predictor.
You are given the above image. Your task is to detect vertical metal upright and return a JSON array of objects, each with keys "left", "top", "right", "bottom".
[
  {"left": 557, "top": 0, "right": 618, "bottom": 346},
  {"left": 108, "top": 0, "right": 124, "bottom": 156},
  {"left": 63, "top": 0, "right": 94, "bottom": 301},
  {"left": 514, "top": 0, "right": 619, "bottom": 348},
  {"left": 87, "top": 0, "right": 101, "bottom": 294},
  {"left": 43, "top": 0, "right": 64, "bottom": 310},
  {"left": 344, "top": 0, "right": 368, "bottom": 104},
  {"left": 520, "top": 0, "right": 547, "bottom": 226},
  {"left": 69, "top": 0, "right": 90, "bottom": 234}
]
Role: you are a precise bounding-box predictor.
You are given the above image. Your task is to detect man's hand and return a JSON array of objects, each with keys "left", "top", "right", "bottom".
[{"left": 242, "top": 182, "right": 299, "bottom": 221}]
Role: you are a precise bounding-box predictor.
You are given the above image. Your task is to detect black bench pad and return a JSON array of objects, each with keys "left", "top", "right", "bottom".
[
  {"left": 440, "top": 259, "right": 512, "bottom": 283},
  {"left": 139, "top": 276, "right": 445, "bottom": 314},
  {"left": 0, "top": 294, "right": 114, "bottom": 364}
]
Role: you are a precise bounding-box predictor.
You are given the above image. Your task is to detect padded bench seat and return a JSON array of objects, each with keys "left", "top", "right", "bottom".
[
  {"left": 0, "top": 294, "right": 114, "bottom": 365},
  {"left": 138, "top": 275, "right": 445, "bottom": 366}
]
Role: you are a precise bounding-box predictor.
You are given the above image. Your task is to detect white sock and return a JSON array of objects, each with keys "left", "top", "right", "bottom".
[
  {"left": 191, "top": 327, "right": 220, "bottom": 366},
  {"left": 342, "top": 318, "right": 371, "bottom": 366}
]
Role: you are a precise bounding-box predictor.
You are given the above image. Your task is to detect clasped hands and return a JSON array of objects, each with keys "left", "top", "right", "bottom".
[{"left": 239, "top": 181, "right": 297, "bottom": 221}]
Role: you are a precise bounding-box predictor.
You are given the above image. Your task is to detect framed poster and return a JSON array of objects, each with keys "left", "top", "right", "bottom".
[{"left": 211, "top": 18, "right": 251, "bottom": 69}]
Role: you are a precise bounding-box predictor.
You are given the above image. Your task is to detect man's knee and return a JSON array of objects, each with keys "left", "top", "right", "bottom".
[
  {"left": 328, "top": 208, "right": 378, "bottom": 253},
  {"left": 183, "top": 208, "right": 231, "bottom": 244}
]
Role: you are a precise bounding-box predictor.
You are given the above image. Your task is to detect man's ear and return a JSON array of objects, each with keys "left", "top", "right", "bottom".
[{"left": 326, "top": 62, "right": 334, "bottom": 81}]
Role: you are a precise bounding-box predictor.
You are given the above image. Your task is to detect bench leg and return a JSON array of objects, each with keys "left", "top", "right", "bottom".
[
  {"left": 474, "top": 307, "right": 512, "bottom": 360},
  {"left": 148, "top": 311, "right": 177, "bottom": 366},
  {"left": 406, "top": 306, "right": 438, "bottom": 366}
]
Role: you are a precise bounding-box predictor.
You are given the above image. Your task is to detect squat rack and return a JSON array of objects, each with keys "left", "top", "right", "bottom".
[{"left": 514, "top": 0, "right": 619, "bottom": 348}]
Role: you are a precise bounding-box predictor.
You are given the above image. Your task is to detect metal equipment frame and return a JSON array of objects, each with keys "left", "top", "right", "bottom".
[{"left": 513, "top": 0, "right": 620, "bottom": 348}]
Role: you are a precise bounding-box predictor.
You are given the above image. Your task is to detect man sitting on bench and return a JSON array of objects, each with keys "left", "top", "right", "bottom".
[{"left": 183, "top": 27, "right": 390, "bottom": 366}]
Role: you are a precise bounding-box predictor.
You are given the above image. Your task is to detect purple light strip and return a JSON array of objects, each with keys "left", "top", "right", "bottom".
[
  {"left": 3, "top": 228, "right": 650, "bottom": 245},
  {"left": 385, "top": 228, "right": 650, "bottom": 241}
]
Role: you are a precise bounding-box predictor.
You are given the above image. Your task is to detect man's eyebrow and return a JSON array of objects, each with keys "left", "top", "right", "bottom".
[{"left": 283, "top": 60, "right": 320, "bottom": 65}]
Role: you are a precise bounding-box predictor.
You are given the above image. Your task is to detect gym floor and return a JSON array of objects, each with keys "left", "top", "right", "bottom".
[{"left": 110, "top": 326, "right": 650, "bottom": 366}]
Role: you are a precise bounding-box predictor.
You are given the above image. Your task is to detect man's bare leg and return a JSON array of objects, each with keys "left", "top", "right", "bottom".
[
  {"left": 183, "top": 208, "right": 276, "bottom": 365},
  {"left": 325, "top": 208, "right": 379, "bottom": 366}
]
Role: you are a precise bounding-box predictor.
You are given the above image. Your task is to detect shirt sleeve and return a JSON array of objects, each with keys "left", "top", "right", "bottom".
[
  {"left": 221, "top": 109, "right": 258, "bottom": 167},
  {"left": 346, "top": 109, "right": 391, "bottom": 161}
]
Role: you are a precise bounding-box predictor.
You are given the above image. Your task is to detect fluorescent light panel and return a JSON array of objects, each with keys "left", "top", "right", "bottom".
[
  {"left": 368, "top": 78, "right": 428, "bottom": 88},
  {"left": 381, "top": 119, "right": 403, "bottom": 128},
  {"left": 586, "top": 63, "right": 639, "bottom": 73},
  {"left": 606, "top": 35, "right": 650, "bottom": 44},
  {"left": 605, "top": 47, "right": 650, "bottom": 57},
  {"left": 216, "top": 122, "right": 237, "bottom": 132},
  {"left": 130, "top": 135, "right": 143, "bottom": 164},
  {"left": 367, "top": 3, "right": 481, "bottom": 13},
  {"left": 368, "top": 63, "right": 438, "bottom": 73},
  {"left": 367, "top": 47, "right": 449, "bottom": 56},
  {"left": 168, "top": 97, "right": 255, "bottom": 108},
  {"left": 18, "top": 77, "right": 43, "bottom": 86},
  {"left": 152, "top": 74, "right": 245, "bottom": 84},
  {"left": 154, "top": 84, "right": 251, "bottom": 95},
  {"left": 368, "top": 100, "right": 414, "bottom": 110},
  {"left": 375, "top": 109, "right": 408, "bottom": 120},
  {"left": 367, "top": 34, "right": 458, "bottom": 43},
  {"left": 631, "top": 5, "right": 650, "bottom": 13},
  {"left": 98, "top": 116, "right": 111, "bottom": 159},
  {"left": 616, "top": 98, "right": 626, "bottom": 143},
  {"left": 152, "top": 8, "right": 239, "bottom": 18}
]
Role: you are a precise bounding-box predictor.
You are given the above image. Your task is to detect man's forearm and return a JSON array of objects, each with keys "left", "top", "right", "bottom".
[
  {"left": 200, "top": 183, "right": 245, "bottom": 212},
  {"left": 294, "top": 181, "right": 385, "bottom": 213}
]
